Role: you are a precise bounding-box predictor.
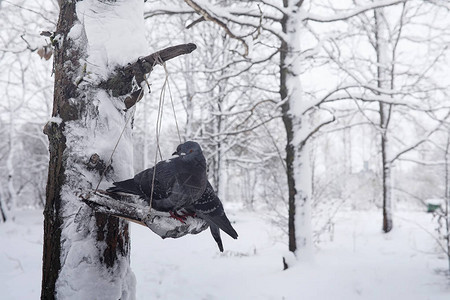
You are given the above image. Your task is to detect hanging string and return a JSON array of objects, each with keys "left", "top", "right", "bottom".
[
  {"left": 95, "top": 94, "right": 140, "bottom": 193},
  {"left": 94, "top": 56, "right": 155, "bottom": 193},
  {"left": 149, "top": 56, "right": 181, "bottom": 211},
  {"left": 148, "top": 56, "right": 182, "bottom": 212},
  {"left": 149, "top": 55, "right": 169, "bottom": 211},
  {"left": 91, "top": 53, "right": 182, "bottom": 216},
  {"left": 163, "top": 63, "right": 182, "bottom": 144},
  {"left": 154, "top": 63, "right": 166, "bottom": 161}
]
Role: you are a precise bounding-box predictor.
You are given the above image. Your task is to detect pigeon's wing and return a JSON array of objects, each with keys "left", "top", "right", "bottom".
[
  {"left": 195, "top": 182, "right": 238, "bottom": 239},
  {"left": 107, "top": 176, "right": 147, "bottom": 197},
  {"left": 150, "top": 157, "right": 207, "bottom": 210},
  {"left": 133, "top": 161, "right": 177, "bottom": 200},
  {"left": 138, "top": 157, "right": 207, "bottom": 211},
  {"left": 106, "top": 158, "right": 178, "bottom": 201}
]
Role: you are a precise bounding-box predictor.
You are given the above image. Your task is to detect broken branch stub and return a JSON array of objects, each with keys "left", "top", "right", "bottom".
[
  {"left": 81, "top": 190, "right": 208, "bottom": 239},
  {"left": 99, "top": 43, "right": 197, "bottom": 99}
]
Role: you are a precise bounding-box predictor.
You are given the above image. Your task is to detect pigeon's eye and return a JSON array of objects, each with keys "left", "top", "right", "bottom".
[{"left": 189, "top": 149, "right": 193, "bottom": 153}]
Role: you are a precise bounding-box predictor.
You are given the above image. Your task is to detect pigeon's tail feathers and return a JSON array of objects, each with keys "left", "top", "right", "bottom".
[
  {"left": 201, "top": 213, "right": 238, "bottom": 240},
  {"left": 213, "top": 214, "right": 238, "bottom": 239},
  {"left": 210, "top": 225, "right": 223, "bottom": 252},
  {"left": 107, "top": 179, "right": 143, "bottom": 197}
]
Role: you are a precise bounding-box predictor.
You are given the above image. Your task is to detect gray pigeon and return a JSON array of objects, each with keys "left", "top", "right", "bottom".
[
  {"left": 107, "top": 141, "right": 238, "bottom": 251},
  {"left": 107, "top": 141, "right": 207, "bottom": 220}
]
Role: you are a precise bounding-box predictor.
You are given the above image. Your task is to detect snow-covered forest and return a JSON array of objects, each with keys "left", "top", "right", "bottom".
[{"left": 0, "top": 0, "right": 449, "bottom": 299}]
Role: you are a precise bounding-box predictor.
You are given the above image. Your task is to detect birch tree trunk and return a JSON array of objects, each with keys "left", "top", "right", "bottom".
[
  {"left": 374, "top": 8, "right": 393, "bottom": 233},
  {"left": 6, "top": 111, "right": 17, "bottom": 221},
  {"left": 281, "top": 0, "right": 313, "bottom": 258},
  {"left": 42, "top": 1, "right": 146, "bottom": 298}
]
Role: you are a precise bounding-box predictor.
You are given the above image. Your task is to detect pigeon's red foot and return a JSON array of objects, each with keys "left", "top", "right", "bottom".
[
  {"left": 181, "top": 211, "right": 196, "bottom": 218},
  {"left": 170, "top": 211, "right": 187, "bottom": 224}
]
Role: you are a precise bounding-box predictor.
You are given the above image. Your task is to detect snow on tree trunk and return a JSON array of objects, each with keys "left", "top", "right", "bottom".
[
  {"left": 42, "top": 1, "right": 147, "bottom": 298},
  {"left": 374, "top": 8, "right": 393, "bottom": 233},
  {"left": 281, "top": 1, "right": 313, "bottom": 260}
]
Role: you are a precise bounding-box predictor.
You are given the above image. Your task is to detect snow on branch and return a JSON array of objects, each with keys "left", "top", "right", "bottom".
[
  {"left": 389, "top": 110, "right": 450, "bottom": 163},
  {"left": 81, "top": 191, "right": 208, "bottom": 239},
  {"left": 184, "top": 0, "right": 251, "bottom": 56},
  {"left": 299, "top": 114, "right": 336, "bottom": 150},
  {"left": 305, "top": 0, "right": 406, "bottom": 23},
  {"left": 148, "top": 3, "right": 283, "bottom": 22},
  {"left": 397, "top": 157, "right": 446, "bottom": 166},
  {"left": 100, "top": 43, "right": 197, "bottom": 108},
  {"left": 144, "top": 4, "right": 196, "bottom": 18},
  {"left": 310, "top": 87, "right": 448, "bottom": 114}
]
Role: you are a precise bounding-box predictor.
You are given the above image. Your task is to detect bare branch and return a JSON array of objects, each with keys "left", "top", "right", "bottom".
[
  {"left": 389, "top": 110, "right": 450, "bottom": 163},
  {"left": 300, "top": 112, "right": 336, "bottom": 149},
  {"left": 144, "top": 6, "right": 195, "bottom": 18},
  {"left": 397, "top": 157, "right": 446, "bottom": 166},
  {"left": 204, "top": 114, "right": 281, "bottom": 138},
  {"left": 184, "top": 0, "right": 249, "bottom": 56},
  {"left": 305, "top": 0, "right": 406, "bottom": 23},
  {"left": 3, "top": 0, "right": 57, "bottom": 25}
]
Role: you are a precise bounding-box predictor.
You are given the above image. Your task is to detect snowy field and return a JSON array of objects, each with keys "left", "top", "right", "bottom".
[{"left": 1, "top": 208, "right": 449, "bottom": 299}]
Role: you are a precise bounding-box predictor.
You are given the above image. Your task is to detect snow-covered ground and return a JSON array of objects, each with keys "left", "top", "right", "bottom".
[{"left": 1, "top": 208, "right": 449, "bottom": 299}]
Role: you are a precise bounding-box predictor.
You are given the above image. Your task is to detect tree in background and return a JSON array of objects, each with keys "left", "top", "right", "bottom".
[
  {"left": 0, "top": 0, "right": 55, "bottom": 221},
  {"left": 315, "top": 1, "right": 450, "bottom": 232}
]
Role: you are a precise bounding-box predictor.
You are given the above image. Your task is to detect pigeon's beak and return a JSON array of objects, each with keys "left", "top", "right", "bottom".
[{"left": 172, "top": 151, "right": 178, "bottom": 156}]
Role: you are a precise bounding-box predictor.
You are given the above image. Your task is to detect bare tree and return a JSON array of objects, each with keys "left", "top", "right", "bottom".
[
  {"left": 315, "top": 1, "right": 450, "bottom": 232},
  {"left": 0, "top": 0, "right": 56, "bottom": 219}
]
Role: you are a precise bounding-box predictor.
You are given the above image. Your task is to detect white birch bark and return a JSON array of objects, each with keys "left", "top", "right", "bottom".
[
  {"left": 285, "top": 2, "right": 313, "bottom": 258},
  {"left": 375, "top": 8, "right": 394, "bottom": 232}
]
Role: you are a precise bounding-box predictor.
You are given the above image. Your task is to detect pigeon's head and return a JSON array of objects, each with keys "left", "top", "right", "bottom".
[{"left": 172, "top": 141, "right": 203, "bottom": 157}]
